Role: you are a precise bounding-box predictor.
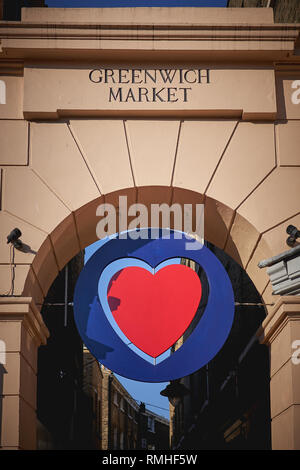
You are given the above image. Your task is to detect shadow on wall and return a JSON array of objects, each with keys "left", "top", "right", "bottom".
[{"left": 0, "top": 363, "right": 7, "bottom": 447}]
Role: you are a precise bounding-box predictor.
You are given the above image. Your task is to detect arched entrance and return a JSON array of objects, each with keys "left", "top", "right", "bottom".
[
  {"left": 0, "top": 183, "right": 296, "bottom": 449},
  {"left": 0, "top": 6, "right": 300, "bottom": 450}
]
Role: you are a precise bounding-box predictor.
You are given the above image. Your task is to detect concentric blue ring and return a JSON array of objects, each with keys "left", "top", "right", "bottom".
[{"left": 73, "top": 229, "right": 235, "bottom": 382}]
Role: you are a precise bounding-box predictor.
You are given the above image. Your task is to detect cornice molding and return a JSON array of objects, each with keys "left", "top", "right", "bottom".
[
  {"left": 0, "top": 21, "right": 299, "bottom": 40},
  {"left": 0, "top": 21, "right": 299, "bottom": 62},
  {"left": 257, "top": 296, "right": 300, "bottom": 345},
  {"left": 0, "top": 59, "right": 23, "bottom": 75},
  {"left": 0, "top": 296, "right": 50, "bottom": 345}
]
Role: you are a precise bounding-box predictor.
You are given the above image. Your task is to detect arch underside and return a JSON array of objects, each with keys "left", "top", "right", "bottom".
[{"left": 1, "top": 118, "right": 299, "bottom": 314}]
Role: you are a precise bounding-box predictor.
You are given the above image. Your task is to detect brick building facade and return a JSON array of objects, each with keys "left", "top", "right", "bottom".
[
  {"left": 227, "top": 0, "right": 300, "bottom": 22},
  {"left": 83, "top": 347, "right": 102, "bottom": 450},
  {"left": 101, "top": 367, "right": 139, "bottom": 450},
  {"left": 0, "top": 0, "right": 45, "bottom": 21},
  {"left": 139, "top": 403, "right": 170, "bottom": 450}
]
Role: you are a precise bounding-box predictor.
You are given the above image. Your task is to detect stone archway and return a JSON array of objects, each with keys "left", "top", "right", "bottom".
[
  {"left": 0, "top": 5, "right": 300, "bottom": 450},
  {"left": 2, "top": 117, "right": 299, "bottom": 313},
  {"left": 1, "top": 117, "right": 300, "bottom": 449},
  {"left": 21, "top": 186, "right": 278, "bottom": 311}
]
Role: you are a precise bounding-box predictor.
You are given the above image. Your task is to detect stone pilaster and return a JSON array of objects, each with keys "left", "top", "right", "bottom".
[
  {"left": 258, "top": 245, "right": 300, "bottom": 449},
  {"left": 258, "top": 296, "right": 300, "bottom": 449},
  {"left": 0, "top": 297, "right": 49, "bottom": 449}
]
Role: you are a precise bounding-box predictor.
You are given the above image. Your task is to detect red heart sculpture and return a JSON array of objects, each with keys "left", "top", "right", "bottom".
[{"left": 107, "top": 264, "right": 202, "bottom": 358}]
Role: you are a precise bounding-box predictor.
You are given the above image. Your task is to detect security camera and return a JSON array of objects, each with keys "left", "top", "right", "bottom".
[
  {"left": 286, "top": 225, "right": 300, "bottom": 247},
  {"left": 6, "top": 228, "right": 23, "bottom": 249}
]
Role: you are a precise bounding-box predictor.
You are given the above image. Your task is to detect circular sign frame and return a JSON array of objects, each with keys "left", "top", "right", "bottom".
[{"left": 73, "top": 229, "right": 235, "bottom": 382}]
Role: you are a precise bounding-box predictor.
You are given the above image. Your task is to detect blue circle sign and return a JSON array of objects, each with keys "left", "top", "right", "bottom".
[{"left": 73, "top": 229, "right": 235, "bottom": 382}]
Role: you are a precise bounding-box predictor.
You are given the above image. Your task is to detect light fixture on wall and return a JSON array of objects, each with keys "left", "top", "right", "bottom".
[
  {"left": 1, "top": 228, "right": 23, "bottom": 296},
  {"left": 286, "top": 225, "right": 300, "bottom": 248},
  {"left": 6, "top": 228, "right": 23, "bottom": 250}
]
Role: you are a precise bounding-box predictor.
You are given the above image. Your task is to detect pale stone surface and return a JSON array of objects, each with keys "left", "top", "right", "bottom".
[
  {"left": 258, "top": 298, "right": 300, "bottom": 449},
  {"left": 23, "top": 266, "right": 44, "bottom": 308},
  {"left": 0, "top": 121, "right": 28, "bottom": 165},
  {"left": 23, "top": 67, "right": 276, "bottom": 118},
  {"left": 3, "top": 21, "right": 295, "bottom": 70},
  {"left": 74, "top": 189, "right": 139, "bottom": 250},
  {"left": 19, "top": 354, "right": 37, "bottom": 410},
  {"left": 30, "top": 122, "right": 100, "bottom": 210},
  {"left": 31, "top": 236, "right": 59, "bottom": 297},
  {"left": 3, "top": 167, "right": 70, "bottom": 234},
  {"left": 207, "top": 123, "right": 276, "bottom": 210},
  {"left": 258, "top": 297, "right": 300, "bottom": 344},
  {"left": 137, "top": 186, "right": 172, "bottom": 208},
  {"left": 261, "top": 213, "right": 300, "bottom": 260},
  {"left": 276, "top": 74, "right": 300, "bottom": 120},
  {"left": 261, "top": 282, "right": 279, "bottom": 314},
  {"left": 2, "top": 353, "right": 20, "bottom": 397},
  {"left": 0, "top": 321, "right": 22, "bottom": 354},
  {"left": 171, "top": 187, "right": 203, "bottom": 207},
  {"left": 0, "top": 76, "right": 23, "bottom": 119},
  {"left": 269, "top": 319, "right": 300, "bottom": 378},
  {"left": 270, "top": 360, "right": 299, "bottom": 419},
  {"left": 21, "top": 7, "right": 274, "bottom": 24},
  {"left": 238, "top": 167, "right": 300, "bottom": 234},
  {"left": 173, "top": 120, "right": 237, "bottom": 194},
  {"left": 105, "top": 187, "right": 138, "bottom": 233},
  {"left": 225, "top": 212, "right": 260, "bottom": 268},
  {"left": 20, "top": 323, "right": 38, "bottom": 372},
  {"left": 269, "top": 321, "right": 291, "bottom": 378},
  {"left": 0, "top": 5, "right": 300, "bottom": 452},
  {"left": 2, "top": 353, "right": 36, "bottom": 410},
  {"left": 0, "top": 211, "right": 46, "bottom": 265},
  {"left": 0, "top": 298, "right": 49, "bottom": 449},
  {"left": 126, "top": 121, "right": 180, "bottom": 186},
  {"left": 171, "top": 186, "right": 204, "bottom": 237},
  {"left": 1, "top": 395, "right": 20, "bottom": 448},
  {"left": 50, "top": 213, "right": 81, "bottom": 271},
  {"left": 271, "top": 406, "right": 295, "bottom": 450},
  {"left": 0, "top": 298, "right": 49, "bottom": 356},
  {"left": 246, "top": 238, "right": 272, "bottom": 295},
  {"left": 70, "top": 120, "right": 134, "bottom": 194},
  {"left": 0, "top": 264, "right": 31, "bottom": 297},
  {"left": 74, "top": 196, "right": 104, "bottom": 250},
  {"left": 204, "top": 197, "right": 235, "bottom": 253},
  {"left": 276, "top": 121, "right": 300, "bottom": 166}
]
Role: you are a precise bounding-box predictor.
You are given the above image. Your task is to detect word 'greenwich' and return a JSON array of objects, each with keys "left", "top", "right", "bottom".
[{"left": 89, "top": 68, "right": 210, "bottom": 103}]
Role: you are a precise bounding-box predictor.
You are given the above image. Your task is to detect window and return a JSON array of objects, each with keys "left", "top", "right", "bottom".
[
  {"left": 147, "top": 416, "right": 155, "bottom": 433},
  {"left": 141, "top": 438, "right": 147, "bottom": 449},
  {"left": 0, "top": 80, "right": 6, "bottom": 105},
  {"left": 0, "top": 340, "right": 6, "bottom": 366},
  {"left": 120, "top": 397, "right": 124, "bottom": 411},
  {"left": 113, "top": 391, "right": 118, "bottom": 406},
  {"left": 120, "top": 432, "right": 124, "bottom": 450},
  {"left": 113, "top": 428, "right": 118, "bottom": 449}
]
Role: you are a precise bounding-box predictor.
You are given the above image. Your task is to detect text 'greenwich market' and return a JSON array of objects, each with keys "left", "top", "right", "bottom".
[{"left": 89, "top": 68, "right": 210, "bottom": 102}]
